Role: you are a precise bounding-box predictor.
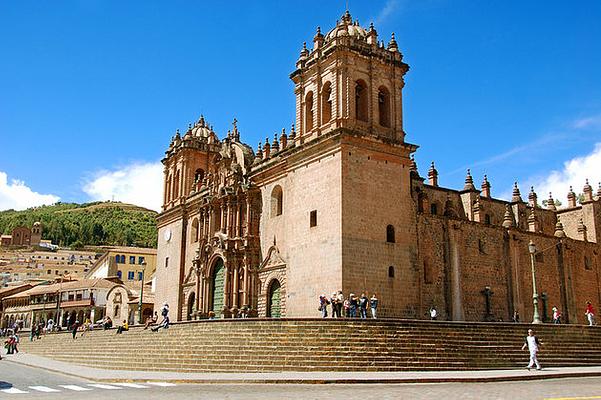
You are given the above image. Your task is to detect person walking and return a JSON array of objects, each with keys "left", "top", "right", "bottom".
[
  {"left": 370, "top": 293, "right": 379, "bottom": 319},
  {"left": 430, "top": 306, "right": 438, "bottom": 321},
  {"left": 521, "top": 329, "right": 542, "bottom": 370},
  {"left": 585, "top": 302, "right": 596, "bottom": 326},
  {"left": 318, "top": 294, "right": 329, "bottom": 318},
  {"left": 152, "top": 303, "right": 170, "bottom": 332},
  {"left": 71, "top": 320, "right": 80, "bottom": 339},
  {"left": 552, "top": 306, "right": 562, "bottom": 324},
  {"left": 359, "top": 293, "right": 368, "bottom": 319}
]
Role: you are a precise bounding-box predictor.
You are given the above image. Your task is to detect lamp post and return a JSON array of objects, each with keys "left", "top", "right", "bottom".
[
  {"left": 138, "top": 261, "right": 146, "bottom": 324},
  {"left": 528, "top": 240, "right": 542, "bottom": 324}
]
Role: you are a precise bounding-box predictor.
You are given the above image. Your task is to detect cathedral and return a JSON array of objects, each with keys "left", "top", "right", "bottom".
[{"left": 155, "top": 12, "right": 601, "bottom": 323}]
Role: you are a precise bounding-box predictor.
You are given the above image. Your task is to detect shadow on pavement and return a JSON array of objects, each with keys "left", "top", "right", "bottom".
[{"left": 0, "top": 381, "right": 13, "bottom": 389}]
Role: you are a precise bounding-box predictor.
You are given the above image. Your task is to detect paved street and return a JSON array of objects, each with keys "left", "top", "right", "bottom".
[{"left": 2, "top": 362, "right": 601, "bottom": 399}]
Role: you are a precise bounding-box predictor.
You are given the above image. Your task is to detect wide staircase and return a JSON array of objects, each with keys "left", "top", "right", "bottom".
[{"left": 18, "top": 319, "right": 601, "bottom": 372}]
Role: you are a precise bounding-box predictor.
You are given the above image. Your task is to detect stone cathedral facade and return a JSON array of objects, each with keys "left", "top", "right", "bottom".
[{"left": 155, "top": 12, "right": 601, "bottom": 323}]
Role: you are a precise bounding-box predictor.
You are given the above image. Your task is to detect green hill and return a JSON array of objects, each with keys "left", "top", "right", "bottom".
[{"left": 0, "top": 201, "right": 158, "bottom": 248}]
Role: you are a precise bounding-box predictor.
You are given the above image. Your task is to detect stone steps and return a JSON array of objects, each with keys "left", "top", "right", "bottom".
[{"left": 19, "top": 319, "right": 601, "bottom": 372}]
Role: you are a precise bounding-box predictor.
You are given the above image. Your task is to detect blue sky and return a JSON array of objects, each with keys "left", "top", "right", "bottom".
[{"left": 1, "top": 1, "right": 600, "bottom": 211}]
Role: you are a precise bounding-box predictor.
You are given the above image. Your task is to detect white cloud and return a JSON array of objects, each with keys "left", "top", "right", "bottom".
[
  {"left": 374, "top": 0, "right": 400, "bottom": 26},
  {"left": 82, "top": 162, "right": 163, "bottom": 212},
  {"left": 572, "top": 114, "right": 601, "bottom": 130},
  {"left": 526, "top": 143, "right": 601, "bottom": 205},
  {"left": 0, "top": 171, "right": 60, "bottom": 211}
]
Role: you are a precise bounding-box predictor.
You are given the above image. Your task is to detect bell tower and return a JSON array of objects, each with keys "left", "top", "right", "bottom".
[{"left": 290, "top": 10, "right": 409, "bottom": 144}]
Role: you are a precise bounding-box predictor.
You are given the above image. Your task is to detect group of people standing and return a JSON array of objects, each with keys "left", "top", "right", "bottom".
[{"left": 318, "top": 292, "right": 378, "bottom": 319}]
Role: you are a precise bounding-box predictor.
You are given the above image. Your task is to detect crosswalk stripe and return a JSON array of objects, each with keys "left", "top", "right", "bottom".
[
  {"left": 114, "top": 383, "right": 149, "bottom": 388},
  {"left": 146, "top": 382, "right": 177, "bottom": 387},
  {"left": 88, "top": 384, "right": 122, "bottom": 390},
  {"left": 29, "top": 386, "right": 61, "bottom": 392},
  {"left": 1, "top": 388, "right": 29, "bottom": 394},
  {"left": 59, "top": 385, "right": 93, "bottom": 391}
]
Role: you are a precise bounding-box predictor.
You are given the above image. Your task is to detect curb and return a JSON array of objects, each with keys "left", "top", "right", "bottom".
[{"left": 6, "top": 356, "right": 601, "bottom": 385}]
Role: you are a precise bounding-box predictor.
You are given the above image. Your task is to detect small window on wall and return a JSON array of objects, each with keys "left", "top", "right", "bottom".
[
  {"left": 271, "top": 185, "right": 283, "bottom": 217},
  {"left": 129, "top": 256, "right": 135, "bottom": 264},
  {"left": 117, "top": 271, "right": 122, "bottom": 279},
  {"left": 388, "top": 266, "right": 395, "bottom": 278},
  {"left": 585, "top": 256, "right": 592, "bottom": 270},
  {"left": 484, "top": 214, "right": 492, "bottom": 225},
  {"left": 430, "top": 203, "right": 438, "bottom": 215},
  {"left": 138, "top": 271, "right": 143, "bottom": 281},
  {"left": 138, "top": 256, "right": 145, "bottom": 265},
  {"left": 310, "top": 210, "right": 317, "bottom": 227},
  {"left": 127, "top": 271, "right": 134, "bottom": 280},
  {"left": 386, "top": 225, "right": 395, "bottom": 243},
  {"left": 165, "top": 257, "right": 169, "bottom": 269}
]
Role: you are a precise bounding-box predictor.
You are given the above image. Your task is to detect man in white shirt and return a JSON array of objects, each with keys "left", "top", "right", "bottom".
[{"left": 521, "top": 329, "right": 542, "bottom": 370}]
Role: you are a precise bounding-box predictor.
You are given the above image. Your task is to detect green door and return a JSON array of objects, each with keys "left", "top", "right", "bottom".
[
  {"left": 268, "top": 280, "right": 281, "bottom": 318},
  {"left": 211, "top": 259, "right": 225, "bottom": 317}
]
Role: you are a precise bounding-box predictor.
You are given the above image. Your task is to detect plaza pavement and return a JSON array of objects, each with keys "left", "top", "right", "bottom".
[{"left": 5, "top": 353, "right": 601, "bottom": 384}]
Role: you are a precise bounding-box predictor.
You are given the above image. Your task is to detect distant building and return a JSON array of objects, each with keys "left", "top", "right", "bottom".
[
  {"left": 0, "top": 222, "right": 44, "bottom": 247},
  {"left": 86, "top": 246, "right": 157, "bottom": 284},
  {"left": 1, "top": 278, "right": 121, "bottom": 329}
]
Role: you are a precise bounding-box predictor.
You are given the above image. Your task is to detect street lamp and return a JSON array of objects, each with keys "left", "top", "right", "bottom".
[
  {"left": 138, "top": 261, "right": 146, "bottom": 324},
  {"left": 528, "top": 240, "right": 542, "bottom": 324}
]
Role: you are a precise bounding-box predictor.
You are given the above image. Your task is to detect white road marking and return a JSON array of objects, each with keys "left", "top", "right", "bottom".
[
  {"left": 88, "top": 383, "right": 122, "bottom": 390},
  {"left": 29, "top": 386, "right": 61, "bottom": 392},
  {"left": 114, "top": 383, "right": 149, "bottom": 388},
  {"left": 0, "top": 388, "right": 29, "bottom": 394},
  {"left": 146, "top": 382, "right": 177, "bottom": 387},
  {"left": 60, "top": 385, "right": 93, "bottom": 391}
]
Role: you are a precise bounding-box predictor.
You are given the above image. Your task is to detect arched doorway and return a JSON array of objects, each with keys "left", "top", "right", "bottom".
[
  {"left": 211, "top": 258, "right": 225, "bottom": 317},
  {"left": 187, "top": 292, "right": 196, "bottom": 320},
  {"left": 267, "top": 279, "right": 281, "bottom": 318}
]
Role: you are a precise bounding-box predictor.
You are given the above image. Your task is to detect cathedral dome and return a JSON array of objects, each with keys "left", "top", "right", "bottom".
[
  {"left": 325, "top": 11, "right": 368, "bottom": 41},
  {"left": 190, "top": 115, "right": 213, "bottom": 138}
]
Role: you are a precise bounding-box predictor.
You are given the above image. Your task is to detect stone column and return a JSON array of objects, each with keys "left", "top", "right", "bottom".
[
  {"left": 223, "top": 265, "right": 230, "bottom": 310},
  {"left": 235, "top": 203, "right": 242, "bottom": 237},
  {"left": 221, "top": 202, "right": 227, "bottom": 233},
  {"left": 242, "top": 259, "right": 249, "bottom": 306},
  {"left": 207, "top": 206, "right": 213, "bottom": 237},
  {"left": 245, "top": 198, "right": 251, "bottom": 236},
  {"left": 233, "top": 264, "right": 239, "bottom": 308}
]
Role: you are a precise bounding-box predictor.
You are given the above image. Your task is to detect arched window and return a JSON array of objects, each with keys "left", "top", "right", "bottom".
[
  {"left": 166, "top": 174, "right": 172, "bottom": 202},
  {"left": 194, "top": 168, "right": 204, "bottom": 184},
  {"left": 321, "top": 82, "right": 332, "bottom": 124},
  {"left": 115, "top": 255, "right": 120, "bottom": 264},
  {"left": 305, "top": 91, "right": 314, "bottom": 132},
  {"left": 191, "top": 218, "right": 199, "bottom": 243},
  {"left": 355, "top": 80, "right": 368, "bottom": 122},
  {"left": 386, "top": 225, "right": 395, "bottom": 243},
  {"left": 174, "top": 170, "right": 180, "bottom": 199},
  {"left": 424, "top": 259, "right": 433, "bottom": 284},
  {"left": 120, "top": 255, "right": 125, "bottom": 264},
  {"left": 388, "top": 266, "right": 395, "bottom": 278},
  {"left": 271, "top": 185, "right": 283, "bottom": 217},
  {"left": 378, "top": 86, "right": 391, "bottom": 127}
]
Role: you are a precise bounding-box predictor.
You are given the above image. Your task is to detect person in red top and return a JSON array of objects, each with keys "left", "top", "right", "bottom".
[{"left": 585, "top": 302, "right": 596, "bottom": 326}]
